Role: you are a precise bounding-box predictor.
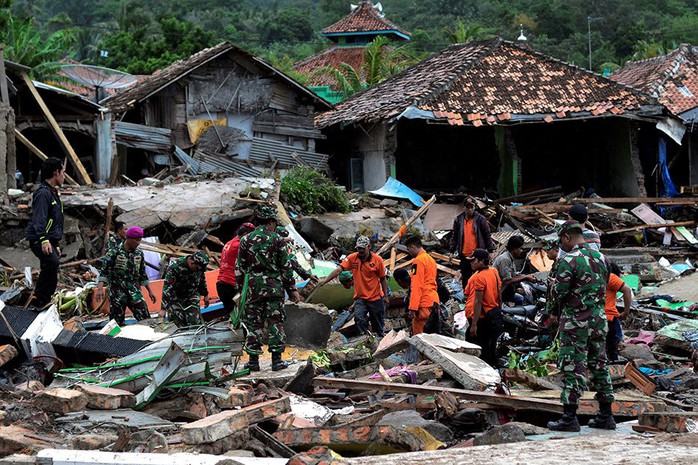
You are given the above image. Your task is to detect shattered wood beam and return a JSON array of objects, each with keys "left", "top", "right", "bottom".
[
  {"left": 430, "top": 252, "right": 461, "bottom": 267},
  {"left": 14, "top": 130, "right": 79, "bottom": 186},
  {"left": 378, "top": 195, "right": 436, "bottom": 256},
  {"left": 313, "top": 376, "right": 563, "bottom": 413},
  {"left": 604, "top": 221, "right": 694, "bottom": 235},
  {"left": 20, "top": 72, "right": 92, "bottom": 185},
  {"left": 572, "top": 197, "right": 698, "bottom": 205}
]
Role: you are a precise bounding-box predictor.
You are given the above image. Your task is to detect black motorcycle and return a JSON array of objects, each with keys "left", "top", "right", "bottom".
[{"left": 496, "top": 281, "right": 553, "bottom": 359}]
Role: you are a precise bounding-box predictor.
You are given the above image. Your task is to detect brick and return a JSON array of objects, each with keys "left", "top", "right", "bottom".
[
  {"left": 34, "top": 388, "right": 87, "bottom": 414},
  {"left": 639, "top": 412, "right": 698, "bottom": 433},
  {"left": 218, "top": 387, "right": 253, "bottom": 409},
  {"left": 71, "top": 434, "right": 118, "bottom": 450},
  {"left": 0, "top": 345, "right": 18, "bottom": 367},
  {"left": 74, "top": 384, "right": 136, "bottom": 410},
  {"left": 0, "top": 426, "right": 47, "bottom": 455},
  {"left": 273, "top": 425, "right": 426, "bottom": 452},
  {"left": 241, "top": 397, "right": 291, "bottom": 424},
  {"left": 180, "top": 409, "right": 249, "bottom": 444}
]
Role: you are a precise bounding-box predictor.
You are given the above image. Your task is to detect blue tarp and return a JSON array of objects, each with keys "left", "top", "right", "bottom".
[
  {"left": 658, "top": 138, "right": 680, "bottom": 198},
  {"left": 369, "top": 177, "right": 425, "bottom": 208}
]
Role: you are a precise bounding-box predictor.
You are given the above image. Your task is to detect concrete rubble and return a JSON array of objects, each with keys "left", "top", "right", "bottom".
[{"left": 0, "top": 173, "right": 698, "bottom": 465}]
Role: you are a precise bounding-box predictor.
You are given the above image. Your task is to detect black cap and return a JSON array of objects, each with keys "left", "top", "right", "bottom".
[
  {"left": 463, "top": 196, "right": 476, "bottom": 207},
  {"left": 466, "top": 248, "right": 490, "bottom": 261},
  {"left": 568, "top": 204, "right": 588, "bottom": 222}
]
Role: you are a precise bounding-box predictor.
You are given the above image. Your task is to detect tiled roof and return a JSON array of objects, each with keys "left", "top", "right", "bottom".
[
  {"left": 322, "top": 1, "right": 410, "bottom": 37},
  {"left": 316, "top": 38, "right": 657, "bottom": 128},
  {"left": 103, "top": 42, "right": 330, "bottom": 112},
  {"left": 294, "top": 46, "right": 368, "bottom": 88},
  {"left": 610, "top": 44, "right": 698, "bottom": 115}
]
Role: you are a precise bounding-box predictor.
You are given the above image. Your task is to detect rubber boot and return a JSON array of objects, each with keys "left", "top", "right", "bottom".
[
  {"left": 244, "top": 354, "right": 260, "bottom": 372},
  {"left": 271, "top": 352, "right": 288, "bottom": 372},
  {"left": 588, "top": 401, "right": 616, "bottom": 430},
  {"left": 547, "top": 404, "right": 581, "bottom": 432}
]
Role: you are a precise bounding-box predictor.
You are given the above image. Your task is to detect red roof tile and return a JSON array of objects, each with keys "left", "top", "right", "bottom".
[
  {"left": 322, "top": 1, "right": 410, "bottom": 37},
  {"left": 610, "top": 44, "right": 698, "bottom": 115},
  {"left": 294, "top": 46, "right": 367, "bottom": 88},
  {"left": 316, "top": 39, "right": 657, "bottom": 128}
]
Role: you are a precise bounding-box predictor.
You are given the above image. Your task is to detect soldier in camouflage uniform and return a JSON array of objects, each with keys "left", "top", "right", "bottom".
[
  {"left": 97, "top": 226, "right": 157, "bottom": 326},
  {"left": 160, "top": 251, "right": 210, "bottom": 327},
  {"left": 105, "top": 221, "right": 126, "bottom": 254},
  {"left": 237, "top": 205, "right": 301, "bottom": 372},
  {"left": 547, "top": 220, "right": 615, "bottom": 432},
  {"left": 275, "top": 226, "right": 316, "bottom": 281}
]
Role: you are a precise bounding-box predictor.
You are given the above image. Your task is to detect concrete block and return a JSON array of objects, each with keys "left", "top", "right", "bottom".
[
  {"left": 180, "top": 409, "right": 249, "bottom": 444},
  {"left": 296, "top": 218, "right": 334, "bottom": 245},
  {"left": 472, "top": 424, "right": 525, "bottom": 446},
  {"left": 639, "top": 412, "right": 698, "bottom": 433},
  {"left": 283, "top": 302, "right": 332, "bottom": 349},
  {"left": 74, "top": 384, "right": 136, "bottom": 410},
  {"left": 219, "top": 387, "right": 253, "bottom": 409},
  {"left": 274, "top": 425, "right": 427, "bottom": 453},
  {"left": 34, "top": 388, "right": 88, "bottom": 414}
]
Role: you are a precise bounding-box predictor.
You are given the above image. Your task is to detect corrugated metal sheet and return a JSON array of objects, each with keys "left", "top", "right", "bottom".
[
  {"left": 249, "top": 137, "right": 329, "bottom": 171},
  {"left": 115, "top": 121, "right": 172, "bottom": 152},
  {"left": 173, "top": 146, "right": 262, "bottom": 177}
]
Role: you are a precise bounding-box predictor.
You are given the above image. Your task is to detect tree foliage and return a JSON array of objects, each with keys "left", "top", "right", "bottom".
[{"left": 10, "top": 0, "right": 698, "bottom": 78}]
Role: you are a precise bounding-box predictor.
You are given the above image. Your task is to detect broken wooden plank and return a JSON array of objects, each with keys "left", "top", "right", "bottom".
[
  {"left": 313, "top": 377, "right": 563, "bottom": 413},
  {"left": 101, "top": 197, "right": 114, "bottom": 255},
  {"left": 14, "top": 130, "right": 79, "bottom": 186},
  {"left": 605, "top": 221, "right": 694, "bottom": 235},
  {"left": 378, "top": 195, "right": 436, "bottom": 255},
  {"left": 624, "top": 362, "right": 656, "bottom": 396},
  {"left": 20, "top": 72, "right": 92, "bottom": 185}
]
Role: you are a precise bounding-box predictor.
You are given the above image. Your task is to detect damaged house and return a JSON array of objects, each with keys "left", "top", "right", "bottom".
[
  {"left": 611, "top": 44, "right": 698, "bottom": 190},
  {"left": 2, "top": 58, "right": 107, "bottom": 190},
  {"left": 101, "top": 42, "right": 333, "bottom": 181},
  {"left": 316, "top": 38, "right": 678, "bottom": 197}
]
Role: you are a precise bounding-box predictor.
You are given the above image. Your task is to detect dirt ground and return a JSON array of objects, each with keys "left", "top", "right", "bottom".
[
  {"left": 345, "top": 433, "right": 698, "bottom": 465},
  {"left": 657, "top": 272, "right": 698, "bottom": 302}
]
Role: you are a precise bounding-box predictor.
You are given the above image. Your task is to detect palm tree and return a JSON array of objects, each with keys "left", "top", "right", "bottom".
[
  {"left": 316, "top": 36, "right": 416, "bottom": 97},
  {"left": 445, "top": 20, "right": 487, "bottom": 44},
  {"left": 2, "top": 15, "right": 75, "bottom": 80}
]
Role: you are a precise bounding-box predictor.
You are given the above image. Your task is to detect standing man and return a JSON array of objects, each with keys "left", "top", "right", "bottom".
[
  {"left": 604, "top": 263, "right": 633, "bottom": 362},
  {"left": 318, "top": 236, "right": 389, "bottom": 337},
  {"left": 565, "top": 204, "right": 601, "bottom": 254},
  {"left": 25, "top": 157, "right": 65, "bottom": 309},
  {"left": 97, "top": 226, "right": 157, "bottom": 325},
  {"left": 236, "top": 205, "right": 301, "bottom": 372},
  {"left": 547, "top": 221, "right": 615, "bottom": 432},
  {"left": 404, "top": 235, "right": 440, "bottom": 335},
  {"left": 464, "top": 249, "right": 503, "bottom": 367},
  {"left": 105, "top": 221, "right": 127, "bottom": 254},
  {"left": 160, "top": 251, "right": 210, "bottom": 327},
  {"left": 451, "top": 196, "right": 495, "bottom": 290},
  {"left": 492, "top": 235, "right": 537, "bottom": 305},
  {"left": 216, "top": 222, "right": 255, "bottom": 317}
]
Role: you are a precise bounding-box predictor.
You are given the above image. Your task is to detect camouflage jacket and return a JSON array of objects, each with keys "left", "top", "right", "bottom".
[
  {"left": 105, "top": 235, "right": 123, "bottom": 254},
  {"left": 236, "top": 225, "right": 295, "bottom": 297},
  {"left": 98, "top": 243, "right": 149, "bottom": 288},
  {"left": 545, "top": 259, "right": 560, "bottom": 316},
  {"left": 550, "top": 245, "right": 610, "bottom": 320},
  {"left": 162, "top": 256, "right": 208, "bottom": 309}
]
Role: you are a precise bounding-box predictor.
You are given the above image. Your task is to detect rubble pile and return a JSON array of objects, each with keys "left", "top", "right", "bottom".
[{"left": 1, "top": 174, "right": 698, "bottom": 464}]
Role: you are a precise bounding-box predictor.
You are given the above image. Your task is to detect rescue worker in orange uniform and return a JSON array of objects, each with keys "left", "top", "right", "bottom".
[{"left": 404, "top": 235, "right": 440, "bottom": 335}]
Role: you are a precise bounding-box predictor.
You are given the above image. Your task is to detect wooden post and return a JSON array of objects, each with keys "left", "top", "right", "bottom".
[
  {"left": 377, "top": 195, "right": 436, "bottom": 256},
  {"left": 0, "top": 47, "right": 8, "bottom": 104},
  {"left": 389, "top": 247, "right": 396, "bottom": 271},
  {"left": 20, "top": 72, "right": 93, "bottom": 185},
  {"left": 14, "top": 130, "right": 79, "bottom": 186}
]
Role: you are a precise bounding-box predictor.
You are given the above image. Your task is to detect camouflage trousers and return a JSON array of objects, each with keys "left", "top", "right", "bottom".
[
  {"left": 109, "top": 283, "right": 150, "bottom": 326},
  {"left": 558, "top": 312, "right": 615, "bottom": 406},
  {"left": 242, "top": 295, "right": 286, "bottom": 355},
  {"left": 168, "top": 294, "right": 202, "bottom": 328}
]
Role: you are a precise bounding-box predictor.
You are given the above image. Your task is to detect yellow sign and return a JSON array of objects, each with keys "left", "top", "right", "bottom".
[{"left": 187, "top": 118, "right": 226, "bottom": 143}]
